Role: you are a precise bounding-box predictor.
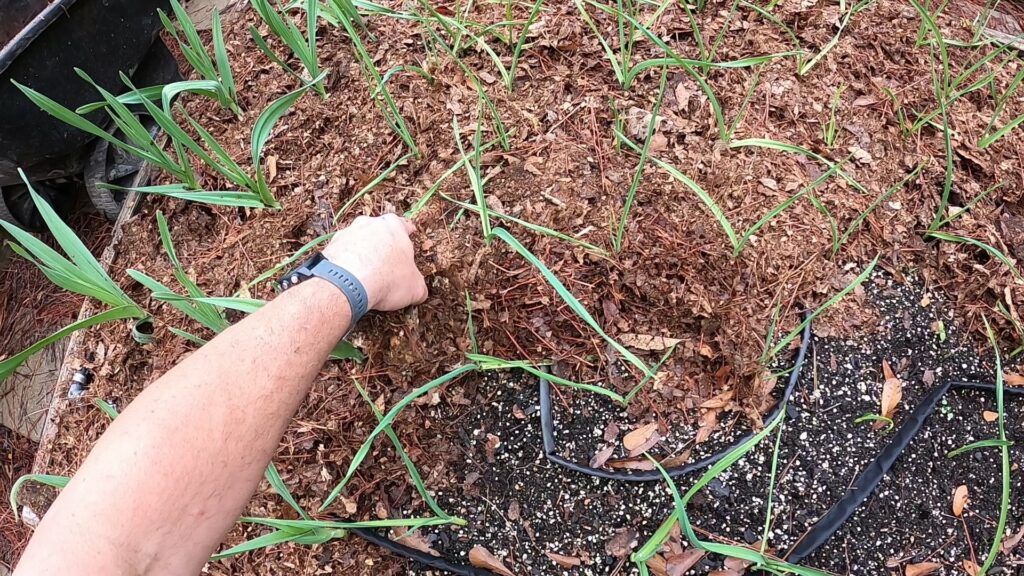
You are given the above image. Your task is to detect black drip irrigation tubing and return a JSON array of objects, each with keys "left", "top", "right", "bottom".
[
  {"left": 348, "top": 527, "right": 495, "bottom": 575},
  {"left": 348, "top": 316, "right": 814, "bottom": 573},
  {"left": 785, "top": 379, "right": 1024, "bottom": 564}
]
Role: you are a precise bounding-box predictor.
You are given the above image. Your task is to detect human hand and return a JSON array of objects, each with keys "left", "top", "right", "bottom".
[{"left": 322, "top": 214, "right": 428, "bottom": 312}]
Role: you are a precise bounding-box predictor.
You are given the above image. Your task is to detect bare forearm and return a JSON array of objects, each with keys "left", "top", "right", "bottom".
[{"left": 18, "top": 279, "right": 350, "bottom": 575}]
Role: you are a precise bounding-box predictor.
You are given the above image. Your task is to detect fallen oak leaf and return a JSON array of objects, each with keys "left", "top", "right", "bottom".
[
  {"left": 545, "top": 552, "right": 581, "bottom": 569},
  {"left": 603, "top": 421, "right": 620, "bottom": 442},
  {"left": 905, "top": 561, "right": 942, "bottom": 576},
  {"left": 952, "top": 485, "right": 969, "bottom": 517},
  {"left": 623, "top": 423, "right": 659, "bottom": 452},
  {"left": 469, "top": 546, "right": 515, "bottom": 576},
  {"left": 878, "top": 359, "right": 903, "bottom": 428}
]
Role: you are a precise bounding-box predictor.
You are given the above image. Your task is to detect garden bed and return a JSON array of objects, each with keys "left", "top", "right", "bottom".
[{"left": 14, "top": 0, "right": 1024, "bottom": 574}]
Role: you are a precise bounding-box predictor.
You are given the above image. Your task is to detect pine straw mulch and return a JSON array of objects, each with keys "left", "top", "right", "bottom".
[
  {"left": 0, "top": 211, "right": 110, "bottom": 568},
  {"left": 18, "top": 0, "right": 1024, "bottom": 573}
]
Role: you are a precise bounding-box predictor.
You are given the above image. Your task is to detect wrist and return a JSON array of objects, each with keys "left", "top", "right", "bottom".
[
  {"left": 288, "top": 277, "right": 354, "bottom": 325},
  {"left": 277, "top": 252, "right": 371, "bottom": 323}
]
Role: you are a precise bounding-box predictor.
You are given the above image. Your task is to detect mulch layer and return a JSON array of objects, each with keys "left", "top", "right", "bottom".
[{"left": 11, "top": 0, "right": 1024, "bottom": 574}]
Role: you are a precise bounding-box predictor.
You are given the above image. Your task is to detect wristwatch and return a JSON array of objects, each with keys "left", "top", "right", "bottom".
[{"left": 277, "top": 252, "right": 369, "bottom": 325}]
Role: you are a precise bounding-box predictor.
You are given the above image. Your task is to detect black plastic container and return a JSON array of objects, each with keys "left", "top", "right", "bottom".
[{"left": 0, "top": 0, "right": 172, "bottom": 187}]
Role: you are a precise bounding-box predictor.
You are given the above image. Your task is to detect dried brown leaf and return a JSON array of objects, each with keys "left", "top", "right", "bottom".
[
  {"left": 647, "top": 554, "right": 669, "bottom": 576},
  {"left": 623, "top": 423, "right": 659, "bottom": 451},
  {"left": 507, "top": 500, "right": 520, "bottom": 522},
  {"left": 484, "top": 434, "right": 501, "bottom": 463},
  {"left": 1004, "top": 373, "right": 1024, "bottom": 386},
  {"left": 962, "top": 559, "right": 981, "bottom": 575},
  {"left": 905, "top": 562, "right": 942, "bottom": 576},
  {"left": 952, "top": 485, "right": 969, "bottom": 517},
  {"left": 590, "top": 445, "right": 615, "bottom": 468},
  {"left": 696, "top": 409, "right": 717, "bottom": 444},
  {"left": 391, "top": 527, "right": 440, "bottom": 557},
  {"left": 605, "top": 528, "right": 638, "bottom": 557},
  {"left": 660, "top": 449, "right": 693, "bottom": 468},
  {"left": 878, "top": 360, "right": 903, "bottom": 426},
  {"left": 1001, "top": 525, "right": 1024, "bottom": 554},
  {"left": 700, "top": 390, "right": 735, "bottom": 410},
  {"left": 607, "top": 457, "right": 657, "bottom": 471},
  {"left": 545, "top": 552, "right": 581, "bottom": 568},
  {"left": 469, "top": 546, "right": 515, "bottom": 576},
  {"left": 603, "top": 421, "right": 620, "bottom": 442},
  {"left": 512, "top": 404, "right": 526, "bottom": 419},
  {"left": 666, "top": 549, "right": 705, "bottom": 576},
  {"left": 724, "top": 555, "right": 752, "bottom": 571}
]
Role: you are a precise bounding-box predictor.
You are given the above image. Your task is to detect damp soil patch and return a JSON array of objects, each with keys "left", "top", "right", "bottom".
[
  {"left": 680, "top": 275, "right": 1021, "bottom": 575},
  {"left": 420, "top": 370, "right": 675, "bottom": 576},
  {"left": 805, "top": 387, "right": 1023, "bottom": 574}
]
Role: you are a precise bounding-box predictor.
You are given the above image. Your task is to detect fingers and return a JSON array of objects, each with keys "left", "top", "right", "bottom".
[
  {"left": 415, "top": 278, "right": 429, "bottom": 304},
  {"left": 381, "top": 212, "right": 417, "bottom": 235}
]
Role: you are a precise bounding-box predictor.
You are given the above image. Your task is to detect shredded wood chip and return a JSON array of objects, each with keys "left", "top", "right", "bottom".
[
  {"left": 952, "top": 485, "right": 969, "bottom": 517},
  {"left": 619, "top": 333, "right": 682, "bottom": 351}
]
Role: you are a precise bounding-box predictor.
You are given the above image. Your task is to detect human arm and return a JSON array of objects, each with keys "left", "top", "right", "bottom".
[{"left": 14, "top": 214, "right": 427, "bottom": 576}]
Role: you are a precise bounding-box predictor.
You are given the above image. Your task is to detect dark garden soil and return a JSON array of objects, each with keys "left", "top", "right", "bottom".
[{"left": 11, "top": 0, "right": 1024, "bottom": 573}]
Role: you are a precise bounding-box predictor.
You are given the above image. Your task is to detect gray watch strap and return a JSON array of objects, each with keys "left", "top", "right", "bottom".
[{"left": 310, "top": 258, "right": 369, "bottom": 324}]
